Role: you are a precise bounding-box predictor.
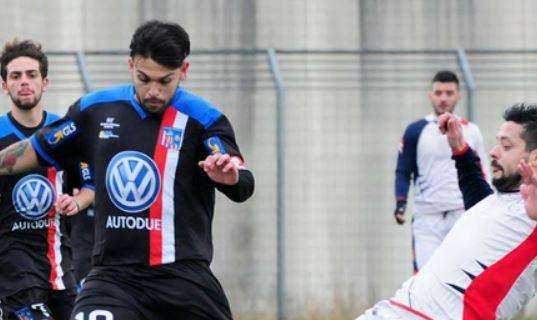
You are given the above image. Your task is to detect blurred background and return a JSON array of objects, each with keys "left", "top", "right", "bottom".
[{"left": 2, "top": 0, "right": 537, "bottom": 319}]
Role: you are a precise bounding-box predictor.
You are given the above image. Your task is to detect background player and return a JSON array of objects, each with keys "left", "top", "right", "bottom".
[
  {"left": 394, "top": 70, "right": 489, "bottom": 271},
  {"left": 358, "top": 103, "right": 537, "bottom": 319},
  {"left": 0, "top": 39, "right": 94, "bottom": 320}
]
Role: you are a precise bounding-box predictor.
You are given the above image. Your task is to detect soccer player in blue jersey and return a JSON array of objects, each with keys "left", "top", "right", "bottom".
[
  {"left": 0, "top": 39, "right": 94, "bottom": 320},
  {"left": 0, "top": 21, "right": 254, "bottom": 320},
  {"left": 394, "top": 70, "right": 489, "bottom": 272}
]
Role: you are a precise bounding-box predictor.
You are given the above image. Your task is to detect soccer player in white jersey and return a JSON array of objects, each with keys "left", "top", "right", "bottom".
[
  {"left": 394, "top": 70, "right": 490, "bottom": 272},
  {"left": 359, "top": 103, "right": 537, "bottom": 319}
]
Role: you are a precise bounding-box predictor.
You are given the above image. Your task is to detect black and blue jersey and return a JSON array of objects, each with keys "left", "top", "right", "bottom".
[
  {"left": 32, "top": 84, "right": 254, "bottom": 268},
  {"left": 0, "top": 111, "right": 90, "bottom": 299}
]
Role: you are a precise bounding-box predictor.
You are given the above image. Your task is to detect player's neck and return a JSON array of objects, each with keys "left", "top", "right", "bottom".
[{"left": 10, "top": 105, "right": 44, "bottom": 128}]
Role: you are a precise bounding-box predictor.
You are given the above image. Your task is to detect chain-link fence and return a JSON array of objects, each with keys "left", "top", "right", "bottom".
[{"left": 2, "top": 48, "right": 537, "bottom": 319}]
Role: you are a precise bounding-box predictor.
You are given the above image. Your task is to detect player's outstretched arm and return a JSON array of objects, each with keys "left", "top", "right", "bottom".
[
  {"left": 519, "top": 160, "right": 537, "bottom": 220},
  {"left": 0, "top": 140, "right": 39, "bottom": 175},
  {"left": 199, "top": 153, "right": 254, "bottom": 202},
  {"left": 55, "top": 187, "right": 95, "bottom": 216}
]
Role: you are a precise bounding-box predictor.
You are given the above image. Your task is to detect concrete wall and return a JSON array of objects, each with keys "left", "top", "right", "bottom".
[{"left": 0, "top": 0, "right": 537, "bottom": 318}]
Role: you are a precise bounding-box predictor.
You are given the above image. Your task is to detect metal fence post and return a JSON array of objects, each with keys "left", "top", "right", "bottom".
[
  {"left": 75, "top": 50, "right": 92, "bottom": 93},
  {"left": 267, "top": 48, "right": 287, "bottom": 320},
  {"left": 456, "top": 48, "right": 476, "bottom": 122}
]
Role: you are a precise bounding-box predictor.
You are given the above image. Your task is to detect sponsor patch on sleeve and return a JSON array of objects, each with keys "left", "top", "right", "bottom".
[
  {"left": 79, "top": 162, "right": 93, "bottom": 183},
  {"left": 204, "top": 136, "right": 227, "bottom": 155},
  {"left": 44, "top": 120, "right": 78, "bottom": 147}
]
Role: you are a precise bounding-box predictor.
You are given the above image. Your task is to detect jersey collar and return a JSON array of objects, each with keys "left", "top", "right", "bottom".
[{"left": 5, "top": 110, "right": 49, "bottom": 139}]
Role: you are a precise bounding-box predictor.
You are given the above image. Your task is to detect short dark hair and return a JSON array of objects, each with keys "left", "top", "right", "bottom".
[
  {"left": 129, "top": 20, "right": 190, "bottom": 69},
  {"left": 431, "top": 70, "right": 459, "bottom": 88},
  {"left": 503, "top": 103, "right": 537, "bottom": 151},
  {"left": 0, "top": 39, "right": 48, "bottom": 81}
]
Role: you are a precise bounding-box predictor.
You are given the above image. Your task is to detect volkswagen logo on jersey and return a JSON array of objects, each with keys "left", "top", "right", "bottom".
[
  {"left": 106, "top": 151, "right": 161, "bottom": 213},
  {"left": 12, "top": 174, "right": 56, "bottom": 220}
]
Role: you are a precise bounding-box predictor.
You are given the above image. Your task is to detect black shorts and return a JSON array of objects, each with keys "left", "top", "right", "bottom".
[
  {"left": 71, "top": 260, "right": 233, "bottom": 320},
  {"left": 1, "top": 287, "right": 76, "bottom": 320}
]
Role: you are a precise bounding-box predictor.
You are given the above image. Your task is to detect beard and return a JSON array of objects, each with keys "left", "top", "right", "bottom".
[
  {"left": 10, "top": 92, "right": 41, "bottom": 111},
  {"left": 492, "top": 173, "right": 521, "bottom": 192},
  {"left": 136, "top": 93, "right": 170, "bottom": 114}
]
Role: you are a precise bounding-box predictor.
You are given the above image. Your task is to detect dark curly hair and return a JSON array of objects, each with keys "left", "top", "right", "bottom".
[{"left": 0, "top": 39, "right": 48, "bottom": 81}]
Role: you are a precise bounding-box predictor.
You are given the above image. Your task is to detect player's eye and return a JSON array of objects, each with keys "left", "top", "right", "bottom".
[
  {"left": 138, "top": 75, "right": 150, "bottom": 83},
  {"left": 160, "top": 78, "right": 172, "bottom": 85}
]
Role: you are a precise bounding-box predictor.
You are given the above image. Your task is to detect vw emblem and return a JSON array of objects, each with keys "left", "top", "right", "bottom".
[
  {"left": 12, "top": 174, "right": 55, "bottom": 220},
  {"left": 106, "top": 151, "right": 161, "bottom": 213}
]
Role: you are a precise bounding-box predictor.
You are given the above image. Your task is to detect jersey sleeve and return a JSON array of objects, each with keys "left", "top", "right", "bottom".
[
  {"left": 202, "top": 114, "right": 243, "bottom": 161},
  {"left": 29, "top": 100, "right": 84, "bottom": 170},
  {"left": 62, "top": 159, "right": 95, "bottom": 194},
  {"left": 452, "top": 145, "right": 494, "bottom": 210},
  {"left": 203, "top": 114, "right": 254, "bottom": 202},
  {"left": 395, "top": 124, "right": 419, "bottom": 202}
]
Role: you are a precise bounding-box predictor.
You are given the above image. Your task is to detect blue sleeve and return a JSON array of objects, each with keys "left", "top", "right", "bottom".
[
  {"left": 395, "top": 120, "right": 426, "bottom": 201},
  {"left": 452, "top": 146, "right": 493, "bottom": 209},
  {"left": 31, "top": 100, "right": 83, "bottom": 169}
]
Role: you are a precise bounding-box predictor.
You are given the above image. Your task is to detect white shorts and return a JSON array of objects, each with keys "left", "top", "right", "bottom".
[{"left": 412, "top": 209, "right": 464, "bottom": 271}]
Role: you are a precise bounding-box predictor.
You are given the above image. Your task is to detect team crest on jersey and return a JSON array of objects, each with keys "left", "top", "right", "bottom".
[
  {"left": 44, "top": 120, "right": 77, "bottom": 146},
  {"left": 12, "top": 174, "right": 55, "bottom": 220},
  {"left": 105, "top": 151, "right": 161, "bottom": 213},
  {"left": 204, "top": 136, "right": 227, "bottom": 155},
  {"left": 161, "top": 127, "right": 183, "bottom": 151}
]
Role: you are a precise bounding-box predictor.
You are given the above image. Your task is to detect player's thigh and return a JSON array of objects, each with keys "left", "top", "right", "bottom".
[{"left": 72, "top": 280, "right": 147, "bottom": 320}]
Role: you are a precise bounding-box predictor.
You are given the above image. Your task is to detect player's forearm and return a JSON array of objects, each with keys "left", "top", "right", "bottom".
[
  {"left": 216, "top": 169, "right": 255, "bottom": 202},
  {"left": 74, "top": 187, "right": 95, "bottom": 212},
  {"left": 0, "top": 140, "right": 39, "bottom": 175}
]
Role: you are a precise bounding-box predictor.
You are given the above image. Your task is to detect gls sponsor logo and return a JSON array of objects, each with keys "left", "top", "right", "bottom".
[
  {"left": 79, "top": 162, "right": 92, "bottom": 182},
  {"left": 105, "top": 151, "right": 161, "bottom": 213},
  {"left": 45, "top": 121, "right": 77, "bottom": 146},
  {"left": 12, "top": 174, "right": 55, "bottom": 220}
]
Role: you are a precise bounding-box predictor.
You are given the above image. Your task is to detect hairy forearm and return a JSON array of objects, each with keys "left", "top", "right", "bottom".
[{"left": 0, "top": 140, "right": 39, "bottom": 175}]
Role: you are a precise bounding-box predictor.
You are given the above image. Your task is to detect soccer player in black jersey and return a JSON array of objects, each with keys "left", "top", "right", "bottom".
[
  {"left": 0, "top": 39, "right": 95, "bottom": 320},
  {"left": 0, "top": 21, "right": 255, "bottom": 319}
]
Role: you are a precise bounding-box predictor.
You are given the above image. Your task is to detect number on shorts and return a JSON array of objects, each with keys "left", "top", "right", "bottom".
[{"left": 75, "top": 310, "right": 114, "bottom": 320}]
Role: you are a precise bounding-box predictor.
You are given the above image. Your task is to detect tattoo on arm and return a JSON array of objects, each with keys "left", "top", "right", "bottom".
[{"left": 0, "top": 141, "right": 29, "bottom": 174}]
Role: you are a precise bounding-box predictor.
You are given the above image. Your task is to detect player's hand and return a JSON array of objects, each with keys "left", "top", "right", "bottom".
[
  {"left": 198, "top": 153, "right": 240, "bottom": 185},
  {"left": 394, "top": 200, "right": 407, "bottom": 225},
  {"left": 438, "top": 113, "right": 466, "bottom": 153},
  {"left": 519, "top": 160, "right": 537, "bottom": 220},
  {"left": 55, "top": 194, "right": 80, "bottom": 216}
]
